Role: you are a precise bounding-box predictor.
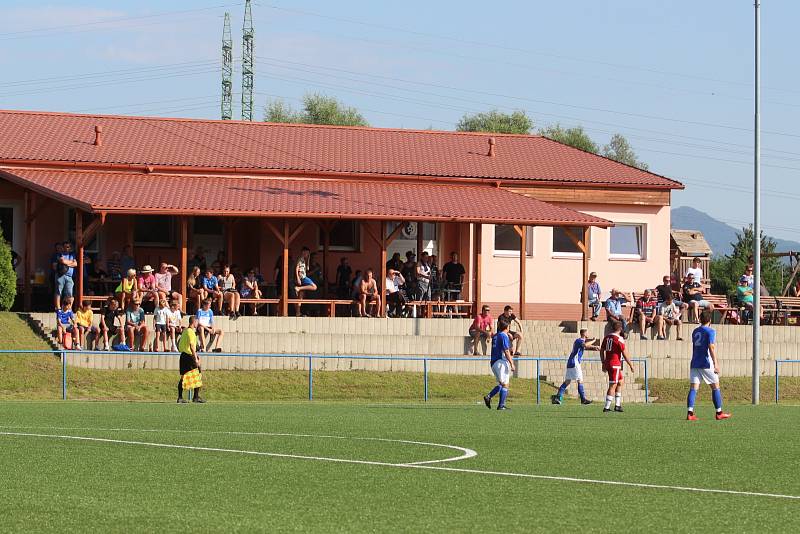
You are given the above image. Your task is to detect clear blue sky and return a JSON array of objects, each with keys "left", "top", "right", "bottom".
[{"left": 0, "top": 1, "right": 796, "bottom": 240}]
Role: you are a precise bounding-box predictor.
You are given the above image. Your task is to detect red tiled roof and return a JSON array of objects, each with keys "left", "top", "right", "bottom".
[
  {"left": 0, "top": 110, "right": 682, "bottom": 189},
  {"left": 0, "top": 167, "right": 612, "bottom": 227}
]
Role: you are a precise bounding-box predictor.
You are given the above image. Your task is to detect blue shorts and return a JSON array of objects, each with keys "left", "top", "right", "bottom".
[{"left": 300, "top": 276, "right": 314, "bottom": 286}]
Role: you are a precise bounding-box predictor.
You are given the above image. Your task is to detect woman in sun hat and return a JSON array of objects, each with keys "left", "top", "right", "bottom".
[
  {"left": 137, "top": 264, "right": 158, "bottom": 306},
  {"left": 115, "top": 268, "right": 139, "bottom": 310}
]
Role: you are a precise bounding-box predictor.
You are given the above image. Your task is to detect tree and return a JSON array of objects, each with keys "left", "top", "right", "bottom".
[
  {"left": 603, "top": 133, "right": 649, "bottom": 170},
  {"left": 456, "top": 110, "right": 532, "bottom": 134},
  {"left": 0, "top": 227, "right": 16, "bottom": 311},
  {"left": 263, "top": 93, "right": 368, "bottom": 126},
  {"left": 538, "top": 124, "right": 599, "bottom": 153},
  {"left": 710, "top": 226, "right": 783, "bottom": 297}
]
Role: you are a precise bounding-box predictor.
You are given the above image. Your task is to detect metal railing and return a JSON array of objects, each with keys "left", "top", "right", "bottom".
[
  {"left": 0, "top": 351, "right": 649, "bottom": 404},
  {"left": 774, "top": 360, "right": 800, "bottom": 403}
]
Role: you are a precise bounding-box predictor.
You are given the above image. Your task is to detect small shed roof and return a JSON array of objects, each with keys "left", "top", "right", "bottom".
[{"left": 671, "top": 229, "right": 712, "bottom": 256}]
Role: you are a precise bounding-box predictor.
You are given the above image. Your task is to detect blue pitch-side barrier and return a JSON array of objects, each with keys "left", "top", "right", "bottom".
[
  {"left": 775, "top": 360, "right": 800, "bottom": 404},
  {"left": 0, "top": 350, "right": 649, "bottom": 404}
]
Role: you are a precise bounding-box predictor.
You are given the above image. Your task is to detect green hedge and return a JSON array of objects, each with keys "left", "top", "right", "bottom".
[{"left": 0, "top": 228, "right": 17, "bottom": 310}]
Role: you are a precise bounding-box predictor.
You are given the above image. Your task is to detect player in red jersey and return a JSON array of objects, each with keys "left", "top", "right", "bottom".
[{"left": 600, "top": 320, "right": 635, "bottom": 413}]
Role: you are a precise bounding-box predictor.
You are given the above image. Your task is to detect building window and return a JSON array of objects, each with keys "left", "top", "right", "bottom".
[
  {"left": 610, "top": 224, "right": 646, "bottom": 259},
  {"left": 552, "top": 226, "right": 584, "bottom": 256},
  {"left": 321, "top": 221, "right": 360, "bottom": 251},
  {"left": 134, "top": 216, "right": 175, "bottom": 247},
  {"left": 494, "top": 225, "right": 533, "bottom": 256}
]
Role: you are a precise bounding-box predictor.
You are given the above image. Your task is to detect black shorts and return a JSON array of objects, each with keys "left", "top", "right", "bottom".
[{"left": 179, "top": 352, "right": 198, "bottom": 375}]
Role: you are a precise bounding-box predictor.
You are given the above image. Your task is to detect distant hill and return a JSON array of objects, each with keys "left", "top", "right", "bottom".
[{"left": 671, "top": 206, "right": 800, "bottom": 257}]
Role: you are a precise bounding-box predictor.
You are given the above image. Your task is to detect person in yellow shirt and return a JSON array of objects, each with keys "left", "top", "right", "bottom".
[
  {"left": 75, "top": 300, "right": 99, "bottom": 351},
  {"left": 177, "top": 316, "right": 205, "bottom": 404}
]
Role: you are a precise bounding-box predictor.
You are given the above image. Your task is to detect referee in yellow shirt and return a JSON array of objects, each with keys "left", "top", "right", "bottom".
[{"left": 177, "top": 316, "right": 205, "bottom": 403}]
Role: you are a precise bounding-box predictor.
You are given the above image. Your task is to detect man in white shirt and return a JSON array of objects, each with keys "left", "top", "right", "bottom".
[
  {"left": 685, "top": 258, "right": 704, "bottom": 287},
  {"left": 385, "top": 269, "right": 406, "bottom": 317}
]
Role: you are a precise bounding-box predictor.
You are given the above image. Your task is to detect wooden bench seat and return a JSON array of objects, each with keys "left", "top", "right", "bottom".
[
  {"left": 287, "top": 298, "right": 356, "bottom": 317},
  {"left": 774, "top": 296, "right": 800, "bottom": 325},
  {"left": 407, "top": 301, "right": 473, "bottom": 318}
]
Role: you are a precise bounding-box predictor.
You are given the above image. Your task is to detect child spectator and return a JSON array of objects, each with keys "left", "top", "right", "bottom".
[
  {"left": 202, "top": 268, "right": 223, "bottom": 312},
  {"left": 240, "top": 269, "right": 262, "bottom": 315},
  {"left": 115, "top": 268, "right": 139, "bottom": 310},
  {"left": 75, "top": 300, "right": 99, "bottom": 351},
  {"left": 137, "top": 265, "right": 159, "bottom": 306},
  {"left": 218, "top": 265, "right": 241, "bottom": 319},
  {"left": 186, "top": 266, "right": 207, "bottom": 313},
  {"left": 153, "top": 298, "right": 171, "bottom": 352},
  {"left": 294, "top": 247, "right": 317, "bottom": 316},
  {"left": 658, "top": 294, "right": 683, "bottom": 341},
  {"left": 56, "top": 297, "right": 76, "bottom": 348},
  {"left": 155, "top": 263, "right": 182, "bottom": 308},
  {"left": 167, "top": 300, "right": 183, "bottom": 352},
  {"left": 99, "top": 298, "right": 124, "bottom": 350},
  {"left": 469, "top": 305, "right": 494, "bottom": 356},
  {"left": 125, "top": 299, "right": 149, "bottom": 352},
  {"left": 196, "top": 298, "right": 224, "bottom": 352}
]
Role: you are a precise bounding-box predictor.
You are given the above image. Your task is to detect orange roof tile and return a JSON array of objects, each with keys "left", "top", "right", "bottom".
[
  {"left": 0, "top": 109, "right": 682, "bottom": 189},
  {"left": 0, "top": 167, "right": 612, "bottom": 227}
]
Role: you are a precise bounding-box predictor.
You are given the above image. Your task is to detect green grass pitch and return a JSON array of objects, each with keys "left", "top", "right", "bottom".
[{"left": 0, "top": 401, "right": 798, "bottom": 532}]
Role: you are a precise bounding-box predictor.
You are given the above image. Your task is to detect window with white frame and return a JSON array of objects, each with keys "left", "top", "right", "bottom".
[
  {"left": 610, "top": 223, "right": 646, "bottom": 259},
  {"left": 493, "top": 225, "right": 533, "bottom": 256},
  {"left": 552, "top": 226, "right": 584, "bottom": 256}
]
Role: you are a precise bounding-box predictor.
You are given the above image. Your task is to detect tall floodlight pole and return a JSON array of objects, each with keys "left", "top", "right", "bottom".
[
  {"left": 221, "top": 12, "right": 233, "bottom": 120},
  {"left": 241, "top": 0, "right": 254, "bottom": 121},
  {"left": 752, "top": 1, "right": 761, "bottom": 405}
]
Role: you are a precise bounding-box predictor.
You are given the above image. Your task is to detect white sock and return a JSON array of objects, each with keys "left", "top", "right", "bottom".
[
  {"left": 615, "top": 394, "right": 622, "bottom": 407},
  {"left": 604, "top": 395, "right": 613, "bottom": 410}
]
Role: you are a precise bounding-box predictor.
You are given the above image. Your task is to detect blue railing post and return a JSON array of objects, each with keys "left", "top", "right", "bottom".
[
  {"left": 535, "top": 358, "right": 541, "bottom": 405},
  {"left": 308, "top": 354, "right": 313, "bottom": 401},
  {"left": 61, "top": 350, "right": 67, "bottom": 400},
  {"left": 423, "top": 358, "right": 429, "bottom": 402},
  {"left": 775, "top": 360, "right": 779, "bottom": 404},
  {"left": 644, "top": 359, "right": 649, "bottom": 404}
]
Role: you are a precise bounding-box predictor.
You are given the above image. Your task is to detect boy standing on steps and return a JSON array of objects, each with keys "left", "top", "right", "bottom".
[
  {"left": 687, "top": 311, "right": 731, "bottom": 421},
  {"left": 483, "top": 321, "right": 515, "bottom": 410},
  {"left": 551, "top": 328, "right": 599, "bottom": 405}
]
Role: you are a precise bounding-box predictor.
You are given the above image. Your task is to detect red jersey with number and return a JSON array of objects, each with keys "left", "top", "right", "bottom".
[{"left": 601, "top": 333, "right": 625, "bottom": 367}]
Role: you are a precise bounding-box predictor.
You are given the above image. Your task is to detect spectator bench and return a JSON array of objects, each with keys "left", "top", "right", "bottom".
[
  {"left": 774, "top": 296, "right": 800, "bottom": 325},
  {"left": 407, "top": 301, "right": 474, "bottom": 318}
]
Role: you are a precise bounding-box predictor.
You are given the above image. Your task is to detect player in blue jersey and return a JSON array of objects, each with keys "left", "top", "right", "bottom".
[
  {"left": 687, "top": 310, "right": 731, "bottom": 421},
  {"left": 551, "top": 329, "right": 599, "bottom": 405},
  {"left": 483, "top": 321, "right": 515, "bottom": 410}
]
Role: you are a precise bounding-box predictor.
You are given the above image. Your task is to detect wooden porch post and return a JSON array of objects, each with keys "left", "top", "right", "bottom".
[
  {"left": 380, "top": 221, "right": 387, "bottom": 318},
  {"left": 180, "top": 216, "right": 188, "bottom": 313},
  {"left": 76, "top": 210, "right": 84, "bottom": 307},
  {"left": 472, "top": 223, "right": 482, "bottom": 317},
  {"left": 581, "top": 227, "right": 591, "bottom": 321},
  {"left": 225, "top": 218, "right": 234, "bottom": 266},
  {"left": 126, "top": 216, "right": 135, "bottom": 259},
  {"left": 282, "top": 221, "right": 289, "bottom": 317},
  {"left": 23, "top": 192, "right": 32, "bottom": 311},
  {"left": 516, "top": 225, "right": 527, "bottom": 320}
]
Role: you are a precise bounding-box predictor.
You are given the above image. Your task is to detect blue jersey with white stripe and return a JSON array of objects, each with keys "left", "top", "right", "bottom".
[
  {"left": 490, "top": 332, "right": 511, "bottom": 365},
  {"left": 566, "top": 338, "right": 585, "bottom": 368},
  {"left": 691, "top": 325, "right": 715, "bottom": 369}
]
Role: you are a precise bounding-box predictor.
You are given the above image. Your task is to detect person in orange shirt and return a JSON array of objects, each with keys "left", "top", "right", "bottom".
[{"left": 469, "top": 305, "right": 493, "bottom": 355}]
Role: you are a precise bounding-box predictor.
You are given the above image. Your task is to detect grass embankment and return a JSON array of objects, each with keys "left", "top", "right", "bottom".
[
  {"left": 648, "top": 377, "right": 800, "bottom": 404},
  {"left": 0, "top": 312, "right": 556, "bottom": 401}
]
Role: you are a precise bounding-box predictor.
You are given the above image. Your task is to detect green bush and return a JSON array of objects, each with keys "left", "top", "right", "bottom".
[{"left": 0, "top": 227, "right": 17, "bottom": 310}]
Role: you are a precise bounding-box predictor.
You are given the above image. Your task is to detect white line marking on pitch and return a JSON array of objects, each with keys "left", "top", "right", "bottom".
[{"left": 1, "top": 431, "right": 798, "bottom": 500}]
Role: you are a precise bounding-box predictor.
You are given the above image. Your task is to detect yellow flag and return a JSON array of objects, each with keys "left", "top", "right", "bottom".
[{"left": 182, "top": 369, "right": 203, "bottom": 390}]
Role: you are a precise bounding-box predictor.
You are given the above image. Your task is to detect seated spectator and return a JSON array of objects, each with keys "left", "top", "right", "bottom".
[
  {"left": 658, "top": 293, "right": 683, "bottom": 340},
  {"left": 401, "top": 252, "right": 417, "bottom": 297},
  {"left": 308, "top": 253, "right": 323, "bottom": 288},
  {"left": 792, "top": 278, "right": 800, "bottom": 298},
  {"left": 736, "top": 275, "right": 763, "bottom": 322},
  {"left": 53, "top": 241, "right": 77, "bottom": 311},
  {"left": 682, "top": 273, "right": 711, "bottom": 323},
  {"left": 186, "top": 266, "right": 207, "bottom": 313},
  {"left": 211, "top": 250, "right": 226, "bottom": 274},
  {"left": 115, "top": 268, "right": 139, "bottom": 310},
  {"left": 350, "top": 270, "right": 363, "bottom": 302},
  {"left": 196, "top": 298, "right": 224, "bottom": 352},
  {"left": 442, "top": 252, "right": 466, "bottom": 300},
  {"left": 386, "top": 252, "right": 403, "bottom": 272},
  {"left": 75, "top": 300, "right": 99, "bottom": 351},
  {"left": 336, "top": 258, "right": 353, "bottom": 299},
  {"left": 498, "top": 305, "right": 524, "bottom": 355},
  {"left": 56, "top": 297, "right": 76, "bottom": 348},
  {"left": 137, "top": 265, "right": 159, "bottom": 306},
  {"left": 153, "top": 298, "right": 171, "bottom": 352},
  {"left": 633, "top": 289, "right": 661, "bottom": 340},
  {"left": 167, "top": 300, "right": 183, "bottom": 352},
  {"left": 586, "top": 272, "right": 601, "bottom": 321},
  {"left": 218, "top": 265, "right": 241, "bottom": 319},
  {"left": 385, "top": 268, "right": 407, "bottom": 318},
  {"left": 155, "top": 263, "right": 182, "bottom": 308},
  {"left": 99, "top": 298, "right": 124, "bottom": 350},
  {"left": 469, "top": 305, "right": 493, "bottom": 355},
  {"left": 120, "top": 245, "right": 136, "bottom": 274},
  {"left": 604, "top": 289, "right": 628, "bottom": 337},
  {"left": 240, "top": 269, "right": 263, "bottom": 315},
  {"left": 125, "top": 298, "right": 149, "bottom": 352},
  {"left": 416, "top": 252, "right": 432, "bottom": 301},
  {"left": 685, "top": 258, "right": 704, "bottom": 287},
  {"left": 189, "top": 246, "right": 207, "bottom": 273},
  {"left": 358, "top": 269, "right": 381, "bottom": 318},
  {"left": 294, "top": 247, "right": 317, "bottom": 316},
  {"left": 202, "top": 268, "right": 224, "bottom": 312},
  {"left": 106, "top": 251, "right": 123, "bottom": 281},
  {"left": 655, "top": 275, "right": 687, "bottom": 317}
]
